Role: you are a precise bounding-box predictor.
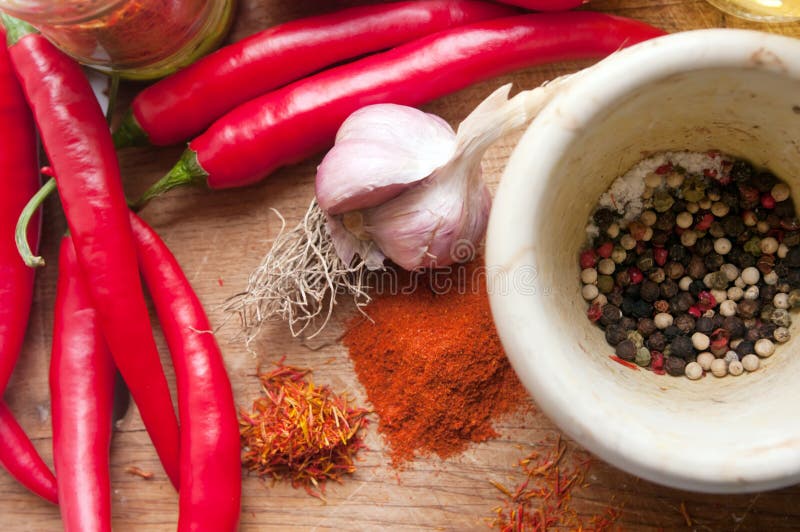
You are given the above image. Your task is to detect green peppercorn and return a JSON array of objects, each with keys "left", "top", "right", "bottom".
[
  {"left": 681, "top": 175, "right": 707, "bottom": 203},
  {"left": 597, "top": 275, "right": 615, "bottom": 294},
  {"left": 653, "top": 190, "right": 675, "bottom": 213},
  {"left": 627, "top": 330, "right": 645, "bottom": 349},
  {"left": 789, "top": 289, "right": 800, "bottom": 308},
  {"left": 708, "top": 271, "right": 729, "bottom": 291},
  {"left": 744, "top": 237, "right": 762, "bottom": 256},
  {"left": 635, "top": 347, "right": 652, "bottom": 367},
  {"left": 665, "top": 356, "right": 687, "bottom": 376}
]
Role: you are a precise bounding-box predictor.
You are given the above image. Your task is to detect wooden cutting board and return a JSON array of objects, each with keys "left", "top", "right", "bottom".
[{"left": 2, "top": 1, "right": 800, "bottom": 529}]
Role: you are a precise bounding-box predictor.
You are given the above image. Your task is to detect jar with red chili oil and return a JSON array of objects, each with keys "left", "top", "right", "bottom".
[{"left": 0, "top": 0, "right": 235, "bottom": 79}]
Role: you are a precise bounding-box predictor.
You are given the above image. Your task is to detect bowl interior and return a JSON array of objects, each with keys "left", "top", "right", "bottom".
[{"left": 489, "top": 30, "right": 800, "bottom": 492}]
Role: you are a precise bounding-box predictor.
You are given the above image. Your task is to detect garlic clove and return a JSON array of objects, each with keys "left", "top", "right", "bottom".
[
  {"left": 316, "top": 104, "right": 456, "bottom": 215},
  {"left": 325, "top": 212, "right": 386, "bottom": 270}
]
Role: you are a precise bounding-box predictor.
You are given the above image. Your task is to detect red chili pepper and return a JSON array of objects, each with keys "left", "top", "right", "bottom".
[
  {"left": 51, "top": 236, "right": 115, "bottom": 532},
  {"left": 493, "top": 0, "right": 586, "bottom": 10},
  {"left": 114, "top": 0, "right": 516, "bottom": 147},
  {"left": 130, "top": 214, "right": 240, "bottom": 531},
  {"left": 138, "top": 12, "right": 665, "bottom": 204},
  {"left": 2, "top": 16, "right": 180, "bottom": 488},
  {"left": 0, "top": 402, "right": 57, "bottom": 504},
  {"left": 0, "top": 26, "right": 39, "bottom": 397}
]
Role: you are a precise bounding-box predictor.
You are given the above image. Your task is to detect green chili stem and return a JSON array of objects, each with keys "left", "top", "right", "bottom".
[{"left": 17, "top": 178, "right": 56, "bottom": 268}]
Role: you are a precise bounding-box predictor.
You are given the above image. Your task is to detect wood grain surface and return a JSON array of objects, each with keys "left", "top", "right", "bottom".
[{"left": 2, "top": 1, "right": 800, "bottom": 530}]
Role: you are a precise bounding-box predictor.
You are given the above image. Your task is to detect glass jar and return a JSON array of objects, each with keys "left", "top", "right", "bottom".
[
  {"left": 706, "top": 0, "right": 800, "bottom": 22},
  {"left": 0, "top": 0, "right": 236, "bottom": 79}
]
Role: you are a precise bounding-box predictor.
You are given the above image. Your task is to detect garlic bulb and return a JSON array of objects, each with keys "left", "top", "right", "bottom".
[{"left": 317, "top": 76, "right": 574, "bottom": 270}]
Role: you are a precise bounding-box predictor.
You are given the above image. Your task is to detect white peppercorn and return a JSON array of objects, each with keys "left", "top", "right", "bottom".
[
  {"left": 640, "top": 210, "right": 657, "bottom": 226},
  {"left": 730, "top": 338, "right": 743, "bottom": 350},
  {"left": 743, "top": 211, "right": 758, "bottom": 226},
  {"left": 774, "top": 327, "right": 790, "bottom": 343},
  {"left": 778, "top": 243, "right": 789, "bottom": 259},
  {"left": 582, "top": 284, "right": 599, "bottom": 301},
  {"left": 728, "top": 360, "right": 744, "bottom": 376},
  {"left": 685, "top": 362, "right": 703, "bottom": 380},
  {"left": 679, "top": 276, "right": 693, "bottom": 292},
  {"left": 680, "top": 230, "right": 698, "bottom": 247},
  {"left": 641, "top": 227, "right": 653, "bottom": 241},
  {"left": 697, "top": 352, "right": 715, "bottom": 371},
  {"left": 666, "top": 172, "right": 684, "bottom": 188},
  {"left": 760, "top": 237, "right": 779, "bottom": 255},
  {"left": 611, "top": 247, "right": 627, "bottom": 264},
  {"left": 711, "top": 289, "right": 728, "bottom": 306},
  {"left": 710, "top": 358, "right": 728, "bottom": 377},
  {"left": 686, "top": 202, "right": 699, "bottom": 214},
  {"left": 774, "top": 293, "right": 789, "bottom": 309},
  {"left": 698, "top": 197, "right": 712, "bottom": 210},
  {"left": 620, "top": 234, "right": 637, "bottom": 251},
  {"left": 763, "top": 271, "right": 779, "bottom": 286},
  {"left": 654, "top": 313, "right": 674, "bottom": 329},
  {"left": 676, "top": 211, "right": 693, "bottom": 229},
  {"left": 720, "top": 263, "right": 739, "bottom": 282},
  {"left": 703, "top": 273, "right": 714, "bottom": 289},
  {"left": 598, "top": 258, "right": 615, "bottom": 275},
  {"left": 741, "top": 267, "right": 760, "bottom": 285},
  {"left": 644, "top": 173, "right": 662, "bottom": 188},
  {"left": 724, "top": 350, "right": 740, "bottom": 365},
  {"left": 755, "top": 338, "right": 776, "bottom": 358},
  {"left": 744, "top": 286, "right": 760, "bottom": 300},
  {"left": 691, "top": 332, "right": 710, "bottom": 351},
  {"left": 719, "top": 299, "right": 737, "bottom": 317},
  {"left": 642, "top": 187, "right": 654, "bottom": 200},
  {"left": 711, "top": 201, "right": 730, "bottom": 218},
  {"left": 581, "top": 268, "right": 598, "bottom": 285},
  {"left": 606, "top": 222, "right": 620, "bottom": 238},
  {"left": 714, "top": 238, "right": 732, "bottom": 255},
  {"left": 741, "top": 354, "right": 760, "bottom": 372},
  {"left": 757, "top": 220, "right": 770, "bottom": 234},
  {"left": 734, "top": 276, "right": 746, "bottom": 289},
  {"left": 727, "top": 286, "right": 744, "bottom": 302},
  {"left": 593, "top": 294, "right": 608, "bottom": 307},
  {"left": 772, "top": 183, "right": 791, "bottom": 202}
]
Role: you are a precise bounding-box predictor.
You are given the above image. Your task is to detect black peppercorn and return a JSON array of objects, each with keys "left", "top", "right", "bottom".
[
  {"left": 695, "top": 316, "right": 714, "bottom": 334},
  {"left": 688, "top": 280, "right": 706, "bottom": 297},
  {"left": 738, "top": 252, "right": 757, "bottom": 269},
  {"left": 760, "top": 285, "right": 779, "bottom": 304},
  {"left": 640, "top": 280, "right": 661, "bottom": 302},
  {"left": 722, "top": 316, "right": 745, "bottom": 339},
  {"left": 637, "top": 318, "right": 657, "bottom": 337},
  {"left": 784, "top": 232, "right": 800, "bottom": 248},
  {"left": 721, "top": 215, "right": 745, "bottom": 238},
  {"left": 757, "top": 254, "right": 776, "bottom": 274},
  {"left": 766, "top": 214, "right": 782, "bottom": 230},
  {"left": 687, "top": 256, "right": 707, "bottom": 280},
  {"left": 745, "top": 326, "right": 763, "bottom": 343},
  {"left": 738, "top": 185, "right": 760, "bottom": 209},
  {"left": 615, "top": 339, "right": 637, "bottom": 361},
  {"left": 631, "top": 300, "right": 653, "bottom": 319},
  {"left": 704, "top": 253, "right": 725, "bottom": 271},
  {"left": 654, "top": 212, "right": 676, "bottom": 232},
  {"left": 735, "top": 340, "right": 755, "bottom": 357},
  {"left": 615, "top": 270, "right": 632, "bottom": 288},
  {"left": 624, "top": 284, "right": 641, "bottom": 299},
  {"left": 599, "top": 304, "right": 623, "bottom": 326},
  {"left": 593, "top": 208, "right": 615, "bottom": 231},
  {"left": 731, "top": 160, "right": 753, "bottom": 183},
  {"left": 665, "top": 356, "right": 687, "bottom": 377},
  {"left": 607, "top": 291, "right": 624, "bottom": 308},
  {"left": 620, "top": 316, "right": 638, "bottom": 331},
  {"left": 671, "top": 199, "right": 687, "bottom": 213},
  {"left": 711, "top": 313, "right": 725, "bottom": 330},
  {"left": 709, "top": 222, "right": 726, "bottom": 239},
  {"left": 668, "top": 244, "right": 687, "bottom": 263},
  {"left": 737, "top": 299, "right": 760, "bottom": 319},
  {"left": 753, "top": 171, "right": 778, "bottom": 193},
  {"left": 775, "top": 199, "right": 796, "bottom": 218},
  {"left": 786, "top": 269, "right": 800, "bottom": 287},
  {"left": 647, "top": 332, "right": 666, "bottom": 352},
  {"left": 674, "top": 292, "right": 695, "bottom": 313},
  {"left": 774, "top": 261, "right": 790, "bottom": 279},
  {"left": 674, "top": 314, "right": 696, "bottom": 334},
  {"left": 660, "top": 279, "right": 679, "bottom": 300},
  {"left": 663, "top": 325, "right": 681, "bottom": 341},
  {"left": 651, "top": 230, "right": 671, "bottom": 247},
  {"left": 760, "top": 322, "right": 778, "bottom": 340},
  {"left": 670, "top": 335, "right": 694, "bottom": 359},
  {"left": 695, "top": 238, "right": 714, "bottom": 256},
  {"left": 621, "top": 297, "right": 636, "bottom": 317},
  {"left": 786, "top": 247, "right": 800, "bottom": 268},
  {"left": 605, "top": 324, "right": 628, "bottom": 346}
]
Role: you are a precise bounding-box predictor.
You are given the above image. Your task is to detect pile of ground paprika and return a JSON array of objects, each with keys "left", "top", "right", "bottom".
[{"left": 343, "top": 260, "right": 530, "bottom": 465}]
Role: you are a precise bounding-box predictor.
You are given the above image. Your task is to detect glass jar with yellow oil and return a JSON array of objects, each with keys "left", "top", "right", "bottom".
[
  {"left": 706, "top": 0, "right": 799, "bottom": 22},
  {"left": 0, "top": 0, "right": 235, "bottom": 79}
]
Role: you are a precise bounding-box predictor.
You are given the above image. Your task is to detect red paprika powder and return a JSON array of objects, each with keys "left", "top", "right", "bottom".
[{"left": 343, "top": 261, "right": 530, "bottom": 465}]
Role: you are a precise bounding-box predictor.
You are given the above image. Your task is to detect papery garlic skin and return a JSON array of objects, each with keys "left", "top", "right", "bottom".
[{"left": 316, "top": 104, "right": 456, "bottom": 215}]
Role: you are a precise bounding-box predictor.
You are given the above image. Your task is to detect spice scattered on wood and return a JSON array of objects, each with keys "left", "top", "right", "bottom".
[
  {"left": 239, "top": 360, "right": 369, "bottom": 498},
  {"left": 125, "top": 466, "right": 154, "bottom": 480},
  {"left": 343, "top": 260, "right": 530, "bottom": 465},
  {"left": 489, "top": 436, "right": 622, "bottom": 532}
]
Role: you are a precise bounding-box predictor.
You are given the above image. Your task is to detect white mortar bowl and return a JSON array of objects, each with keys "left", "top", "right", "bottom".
[{"left": 487, "top": 29, "right": 800, "bottom": 493}]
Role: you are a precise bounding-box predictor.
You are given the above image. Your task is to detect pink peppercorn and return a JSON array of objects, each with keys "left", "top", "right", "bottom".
[
  {"left": 697, "top": 291, "right": 717, "bottom": 312},
  {"left": 628, "top": 267, "right": 644, "bottom": 284},
  {"left": 704, "top": 168, "right": 718, "bottom": 179},
  {"left": 587, "top": 302, "right": 603, "bottom": 322},
  {"left": 694, "top": 213, "right": 714, "bottom": 232},
  {"left": 688, "top": 306, "right": 702, "bottom": 318},
  {"left": 580, "top": 249, "right": 597, "bottom": 269},
  {"left": 654, "top": 248, "right": 668, "bottom": 266},
  {"left": 710, "top": 328, "right": 730, "bottom": 351},
  {"left": 655, "top": 164, "right": 672, "bottom": 175},
  {"left": 650, "top": 351, "right": 665, "bottom": 374},
  {"left": 761, "top": 193, "right": 776, "bottom": 210},
  {"left": 596, "top": 242, "right": 613, "bottom": 259}
]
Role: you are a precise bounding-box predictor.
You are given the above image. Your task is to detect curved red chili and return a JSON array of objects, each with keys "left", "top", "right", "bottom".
[
  {"left": 139, "top": 12, "right": 665, "bottom": 204},
  {"left": 114, "top": 0, "right": 516, "bottom": 147},
  {"left": 492, "top": 0, "right": 587, "bottom": 10},
  {"left": 2, "top": 16, "right": 180, "bottom": 488},
  {"left": 51, "top": 236, "right": 115, "bottom": 532},
  {"left": 0, "top": 402, "right": 57, "bottom": 504},
  {"left": 130, "top": 214, "right": 240, "bottom": 531},
  {"left": 0, "top": 26, "right": 39, "bottom": 396}
]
